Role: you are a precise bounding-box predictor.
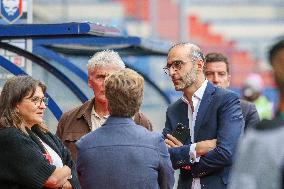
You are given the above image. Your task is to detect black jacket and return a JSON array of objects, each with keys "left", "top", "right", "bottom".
[{"left": 0, "top": 125, "right": 80, "bottom": 189}]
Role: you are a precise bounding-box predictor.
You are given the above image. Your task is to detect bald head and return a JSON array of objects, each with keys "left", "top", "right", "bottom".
[{"left": 168, "top": 42, "right": 205, "bottom": 63}]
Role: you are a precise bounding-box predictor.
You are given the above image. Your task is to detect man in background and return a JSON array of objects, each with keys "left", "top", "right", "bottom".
[
  {"left": 76, "top": 68, "right": 174, "bottom": 189},
  {"left": 205, "top": 52, "right": 260, "bottom": 130},
  {"left": 56, "top": 50, "right": 152, "bottom": 160},
  {"left": 241, "top": 73, "right": 274, "bottom": 120},
  {"left": 229, "top": 39, "right": 284, "bottom": 189}
]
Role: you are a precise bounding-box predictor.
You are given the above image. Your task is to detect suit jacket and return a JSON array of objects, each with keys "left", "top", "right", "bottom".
[
  {"left": 163, "top": 82, "right": 244, "bottom": 189},
  {"left": 76, "top": 116, "right": 175, "bottom": 189},
  {"left": 240, "top": 99, "right": 260, "bottom": 131},
  {"left": 56, "top": 98, "right": 153, "bottom": 161}
]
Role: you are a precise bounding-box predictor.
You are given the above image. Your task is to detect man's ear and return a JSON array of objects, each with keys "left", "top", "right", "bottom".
[
  {"left": 228, "top": 74, "right": 231, "bottom": 86},
  {"left": 88, "top": 76, "right": 92, "bottom": 88}
]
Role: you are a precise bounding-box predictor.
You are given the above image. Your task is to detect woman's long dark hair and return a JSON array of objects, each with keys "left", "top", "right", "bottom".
[{"left": 0, "top": 75, "right": 46, "bottom": 134}]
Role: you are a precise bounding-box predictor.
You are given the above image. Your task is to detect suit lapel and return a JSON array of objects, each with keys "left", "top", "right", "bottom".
[
  {"left": 194, "top": 82, "right": 216, "bottom": 141},
  {"left": 178, "top": 100, "right": 189, "bottom": 128}
]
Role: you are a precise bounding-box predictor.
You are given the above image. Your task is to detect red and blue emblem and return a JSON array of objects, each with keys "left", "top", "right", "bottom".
[{"left": 0, "top": 0, "right": 23, "bottom": 24}]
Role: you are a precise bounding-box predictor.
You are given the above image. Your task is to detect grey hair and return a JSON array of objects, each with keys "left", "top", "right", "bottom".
[
  {"left": 168, "top": 42, "right": 205, "bottom": 63},
  {"left": 87, "top": 50, "right": 125, "bottom": 71}
]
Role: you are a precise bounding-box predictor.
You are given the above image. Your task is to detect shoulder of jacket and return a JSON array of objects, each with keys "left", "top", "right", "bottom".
[
  {"left": 0, "top": 127, "right": 30, "bottom": 145},
  {"left": 240, "top": 99, "right": 254, "bottom": 106},
  {"left": 62, "top": 100, "right": 93, "bottom": 118},
  {"left": 215, "top": 86, "right": 237, "bottom": 96},
  {"left": 212, "top": 88, "right": 240, "bottom": 105},
  {"left": 168, "top": 98, "right": 185, "bottom": 109},
  {"left": 255, "top": 118, "right": 284, "bottom": 131}
]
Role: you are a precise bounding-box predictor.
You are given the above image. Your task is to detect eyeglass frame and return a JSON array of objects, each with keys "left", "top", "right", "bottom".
[
  {"left": 29, "top": 96, "right": 49, "bottom": 106},
  {"left": 163, "top": 60, "right": 187, "bottom": 75},
  {"left": 163, "top": 53, "right": 204, "bottom": 75}
]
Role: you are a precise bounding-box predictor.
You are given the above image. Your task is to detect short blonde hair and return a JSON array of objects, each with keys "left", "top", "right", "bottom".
[
  {"left": 105, "top": 68, "right": 144, "bottom": 117},
  {"left": 87, "top": 50, "right": 125, "bottom": 71}
]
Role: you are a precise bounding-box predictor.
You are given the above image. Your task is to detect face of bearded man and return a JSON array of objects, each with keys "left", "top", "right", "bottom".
[{"left": 173, "top": 63, "right": 197, "bottom": 91}]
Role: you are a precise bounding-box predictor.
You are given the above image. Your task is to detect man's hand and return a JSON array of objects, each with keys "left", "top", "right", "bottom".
[
  {"left": 165, "top": 134, "right": 183, "bottom": 148},
  {"left": 62, "top": 180, "right": 72, "bottom": 189},
  {"left": 196, "top": 139, "right": 217, "bottom": 156}
]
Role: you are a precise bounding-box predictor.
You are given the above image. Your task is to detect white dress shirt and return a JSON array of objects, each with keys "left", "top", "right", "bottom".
[
  {"left": 91, "top": 107, "right": 108, "bottom": 131},
  {"left": 181, "top": 79, "right": 208, "bottom": 189}
]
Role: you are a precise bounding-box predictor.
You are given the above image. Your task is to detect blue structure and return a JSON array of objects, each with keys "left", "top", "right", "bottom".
[{"left": 0, "top": 22, "right": 175, "bottom": 132}]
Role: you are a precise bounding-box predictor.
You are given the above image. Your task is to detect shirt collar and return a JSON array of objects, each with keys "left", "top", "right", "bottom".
[
  {"left": 194, "top": 79, "right": 208, "bottom": 100},
  {"left": 181, "top": 79, "right": 208, "bottom": 103},
  {"left": 91, "top": 106, "right": 109, "bottom": 119}
]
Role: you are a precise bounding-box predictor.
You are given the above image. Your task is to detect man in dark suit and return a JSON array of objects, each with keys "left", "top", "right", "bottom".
[
  {"left": 163, "top": 43, "right": 244, "bottom": 189},
  {"left": 76, "top": 68, "right": 174, "bottom": 189},
  {"left": 204, "top": 52, "right": 260, "bottom": 130}
]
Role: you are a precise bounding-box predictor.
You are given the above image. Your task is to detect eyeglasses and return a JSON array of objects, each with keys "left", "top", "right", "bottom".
[
  {"left": 30, "top": 96, "right": 49, "bottom": 106},
  {"left": 163, "top": 61, "right": 185, "bottom": 75}
]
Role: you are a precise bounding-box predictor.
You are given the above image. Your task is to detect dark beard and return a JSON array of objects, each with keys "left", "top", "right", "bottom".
[{"left": 184, "top": 67, "right": 197, "bottom": 89}]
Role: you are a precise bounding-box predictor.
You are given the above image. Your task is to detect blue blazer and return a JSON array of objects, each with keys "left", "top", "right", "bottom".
[
  {"left": 76, "top": 116, "right": 175, "bottom": 189},
  {"left": 163, "top": 82, "right": 244, "bottom": 189}
]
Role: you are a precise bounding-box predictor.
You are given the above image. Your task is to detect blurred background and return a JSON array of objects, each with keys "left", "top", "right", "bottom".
[{"left": 1, "top": 0, "right": 284, "bottom": 133}]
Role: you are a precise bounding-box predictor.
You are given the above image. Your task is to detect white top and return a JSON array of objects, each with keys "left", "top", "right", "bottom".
[
  {"left": 181, "top": 79, "right": 208, "bottom": 189},
  {"left": 41, "top": 139, "right": 63, "bottom": 168},
  {"left": 91, "top": 106, "right": 108, "bottom": 131}
]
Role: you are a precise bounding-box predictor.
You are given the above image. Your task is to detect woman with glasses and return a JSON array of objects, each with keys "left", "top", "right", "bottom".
[{"left": 0, "top": 75, "right": 80, "bottom": 189}]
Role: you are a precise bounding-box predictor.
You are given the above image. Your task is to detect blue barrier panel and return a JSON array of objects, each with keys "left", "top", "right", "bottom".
[
  {"left": 0, "top": 42, "right": 88, "bottom": 103},
  {"left": 33, "top": 46, "right": 88, "bottom": 82}
]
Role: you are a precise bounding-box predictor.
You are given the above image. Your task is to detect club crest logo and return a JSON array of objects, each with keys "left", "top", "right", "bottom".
[{"left": 0, "top": 0, "right": 23, "bottom": 24}]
